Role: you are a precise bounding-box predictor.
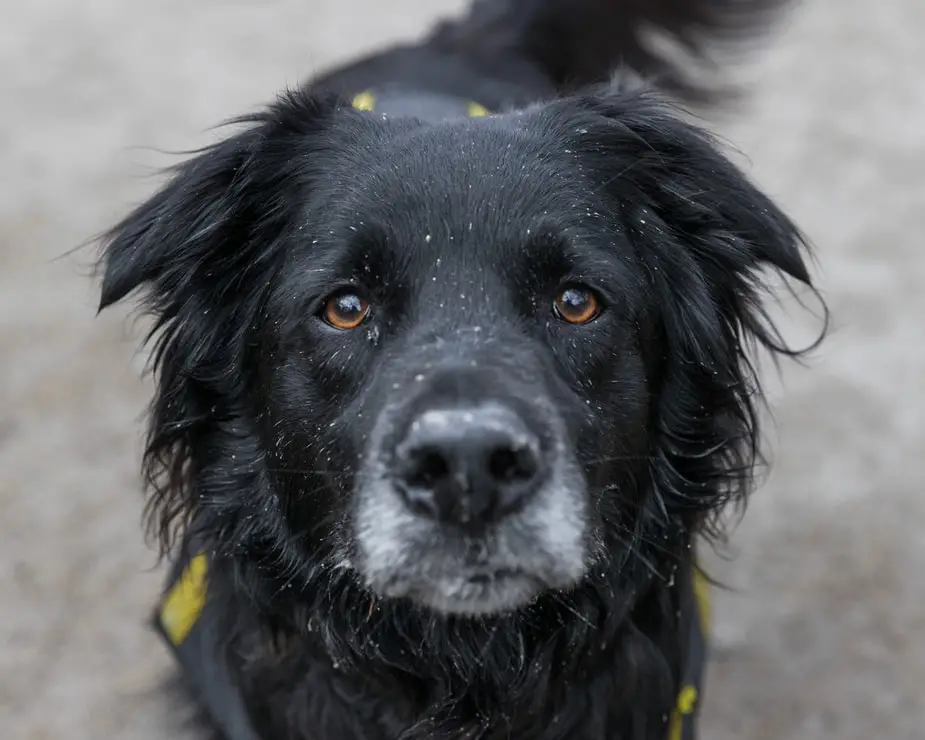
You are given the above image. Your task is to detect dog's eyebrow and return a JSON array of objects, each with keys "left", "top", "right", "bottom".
[{"left": 280, "top": 223, "right": 398, "bottom": 298}]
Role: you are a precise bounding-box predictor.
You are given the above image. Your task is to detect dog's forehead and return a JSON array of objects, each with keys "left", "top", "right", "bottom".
[
  {"left": 369, "top": 114, "right": 560, "bottom": 184},
  {"left": 334, "top": 114, "right": 593, "bottom": 256}
]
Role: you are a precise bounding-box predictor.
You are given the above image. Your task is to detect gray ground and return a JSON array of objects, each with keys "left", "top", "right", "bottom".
[{"left": 2, "top": 0, "right": 923, "bottom": 738}]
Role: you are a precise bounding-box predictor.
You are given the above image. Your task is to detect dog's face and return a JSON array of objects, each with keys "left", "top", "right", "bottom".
[
  {"left": 99, "top": 89, "right": 815, "bottom": 618},
  {"left": 262, "top": 116, "right": 656, "bottom": 614}
]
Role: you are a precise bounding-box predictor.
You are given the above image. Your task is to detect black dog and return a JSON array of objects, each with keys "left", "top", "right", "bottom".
[{"left": 97, "top": 1, "right": 822, "bottom": 738}]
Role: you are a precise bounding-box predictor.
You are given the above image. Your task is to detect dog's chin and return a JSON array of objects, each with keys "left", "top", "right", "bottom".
[{"left": 377, "top": 568, "right": 548, "bottom": 616}]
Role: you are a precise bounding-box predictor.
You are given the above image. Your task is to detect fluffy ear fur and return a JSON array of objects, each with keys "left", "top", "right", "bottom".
[
  {"left": 565, "top": 89, "right": 824, "bottom": 536},
  {"left": 98, "top": 90, "right": 341, "bottom": 310},
  {"left": 96, "top": 90, "right": 341, "bottom": 552},
  {"left": 98, "top": 130, "right": 256, "bottom": 311}
]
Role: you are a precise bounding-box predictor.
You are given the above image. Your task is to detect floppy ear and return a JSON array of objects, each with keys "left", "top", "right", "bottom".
[
  {"left": 98, "top": 131, "right": 257, "bottom": 311},
  {"left": 573, "top": 89, "right": 815, "bottom": 327},
  {"left": 96, "top": 89, "right": 341, "bottom": 552},
  {"left": 98, "top": 89, "right": 340, "bottom": 313},
  {"left": 570, "top": 89, "right": 825, "bottom": 530}
]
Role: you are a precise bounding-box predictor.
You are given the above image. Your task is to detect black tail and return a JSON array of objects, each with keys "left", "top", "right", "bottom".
[{"left": 429, "top": 0, "right": 798, "bottom": 101}]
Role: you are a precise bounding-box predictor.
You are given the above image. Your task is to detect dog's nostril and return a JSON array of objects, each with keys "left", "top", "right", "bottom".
[
  {"left": 487, "top": 445, "right": 537, "bottom": 483},
  {"left": 407, "top": 449, "right": 451, "bottom": 488}
]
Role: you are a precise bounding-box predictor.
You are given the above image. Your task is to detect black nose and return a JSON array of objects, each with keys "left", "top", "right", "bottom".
[{"left": 393, "top": 404, "right": 544, "bottom": 526}]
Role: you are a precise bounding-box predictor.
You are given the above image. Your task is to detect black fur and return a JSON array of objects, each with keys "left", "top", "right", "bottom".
[{"left": 97, "top": 1, "right": 822, "bottom": 738}]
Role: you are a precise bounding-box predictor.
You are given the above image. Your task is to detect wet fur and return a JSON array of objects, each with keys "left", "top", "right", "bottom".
[{"left": 97, "top": 1, "right": 823, "bottom": 738}]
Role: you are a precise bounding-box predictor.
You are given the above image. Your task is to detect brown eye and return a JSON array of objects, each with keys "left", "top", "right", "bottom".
[
  {"left": 322, "top": 292, "right": 370, "bottom": 329},
  {"left": 553, "top": 286, "right": 601, "bottom": 325}
]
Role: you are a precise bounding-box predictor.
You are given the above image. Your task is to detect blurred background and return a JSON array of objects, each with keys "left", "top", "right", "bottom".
[{"left": 2, "top": 0, "right": 922, "bottom": 738}]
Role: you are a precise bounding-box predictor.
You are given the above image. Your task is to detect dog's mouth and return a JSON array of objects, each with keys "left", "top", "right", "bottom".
[
  {"left": 464, "top": 567, "right": 523, "bottom": 584},
  {"left": 351, "top": 470, "right": 591, "bottom": 615},
  {"left": 377, "top": 563, "right": 547, "bottom": 616}
]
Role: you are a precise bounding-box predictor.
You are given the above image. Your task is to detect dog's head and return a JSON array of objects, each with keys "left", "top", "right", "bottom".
[{"left": 99, "top": 88, "right": 820, "bottom": 618}]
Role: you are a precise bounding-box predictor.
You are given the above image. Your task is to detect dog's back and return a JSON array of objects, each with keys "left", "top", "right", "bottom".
[{"left": 312, "top": 0, "right": 796, "bottom": 111}]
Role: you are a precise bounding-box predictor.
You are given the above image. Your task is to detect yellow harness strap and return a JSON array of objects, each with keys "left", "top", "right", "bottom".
[
  {"left": 159, "top": 551, "right": 208, "bottom": 645},
  {"left": 350, "top": 90, "right": 490, "bottom": 117},
  {"left": 668, "top": 567, "right": 711, "bottom": 740},
  {"left": 351, "top": 90, "right": 376, "bottom": 112},
  {"left": 465, "top": 100, "right": 490, "bottom": 117}
]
